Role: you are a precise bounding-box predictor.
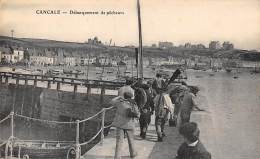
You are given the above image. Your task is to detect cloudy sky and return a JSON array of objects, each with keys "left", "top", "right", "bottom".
[{"left": 0, "top": 0, "right": 260, "bottom": 50}]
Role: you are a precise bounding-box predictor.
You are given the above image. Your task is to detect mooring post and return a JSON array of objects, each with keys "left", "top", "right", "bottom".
[
  {"left": 25, "top": 76, "right": 28, "bottom": 86},
  {"left": 87, "top": 84, "right": 91, "bottom": 99},
  {"left": 16, "top": 75, "right": 19, "bottom": 86},
  {"left": 57, "top": 82, "right": 60, "bottom": 90},
  {"left": 100, "top": 86, "right": 105, "bottom": 104},
  {"left": 47, "top": 81, "right": 51, "bottom": 89},
  {"left": 53, "top": 77, "right": 56, "bottom": 84},
  {"left": 76, "top": 120, "right": 81, "bottom": 159},
  {"left": 71, "top": 79, "right": 74, "bottom": 86},
  {"left": 100, "top": 109, "right": 105, "bottom": 146},
  {"left": 33, "top": 76, "right": 37, "bottom": 87},
  {"left": 10, "top": 111, "right": 14, "bottom": 138},
  {"left": 5, "top": 76, "right": 8, "bottom": 84}
]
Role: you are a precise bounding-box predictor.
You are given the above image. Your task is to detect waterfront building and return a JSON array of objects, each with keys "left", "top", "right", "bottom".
[
  {"left": 209, "top": 41, "right": 221, "bottom": 50},
  {"left": 30, "top": 55, "right": 54, "bottom": 66},
  {"left": 158, "top": 41, "right": 173, "bottom": 49},
  {"left": 184, "top": 43, "right": 192, "bottom": 48},
  {"left": 0, "top": 46, "right": 24, "bottom": 63},
  {"left": 64, "top": 56, "right": 76, "bottom": 66},
  {"left": 222, "top": 41, "right": 234, "bottom": 50}
]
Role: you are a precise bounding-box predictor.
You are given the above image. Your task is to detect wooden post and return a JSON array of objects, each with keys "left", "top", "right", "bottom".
[
  {"left": 34, "top": 76, "right": 37, "bottom": 87},
  {"left": 100, "top": 109, "right": 105, "bottom": 145},
  {"left": 53, "top": 77, "right": 56, "bottom": 84},
  {"left": 73, "top": 84, "right": 78, "bottom": 99},
  {"left": 87, "top": 84, "right": 91, "bottom": 99},
  {"left": 74, "top": 84, "right": 78, "bottom": 93},
  {"left": 57, "top": 82, "right": 60, "bottom": 90},
  {"left": 47, "top": 81, "right": 51, "bottom": 89},
  {"left": 5, "top": 76, "right": 8, "bottom": 84},
  {"left": 25, "top": 77, "right": 28, "bottom": 86},
  {"left": 16, "top": 76, "right": 19, "bottom": 86},
  {"left": 0, "top": 75, "right": 2, "bottom": 84},
  {"left": 76, "top": 120, "right": 81, "bottom": 159},
  {"left": 71, "top": 79, "right": 74, "bottom": 86},
  {"left": 100, "top": 86, "right": 105, "bottom": 104}
]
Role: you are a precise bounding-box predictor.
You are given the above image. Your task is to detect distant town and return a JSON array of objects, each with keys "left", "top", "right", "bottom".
[{"left": 0, "top": 36, "right": 259, "bottom": 73}]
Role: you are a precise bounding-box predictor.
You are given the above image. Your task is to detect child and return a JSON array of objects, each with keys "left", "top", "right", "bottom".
[{"left": 176, "top": 122, "right": 211, "bottom": 159}]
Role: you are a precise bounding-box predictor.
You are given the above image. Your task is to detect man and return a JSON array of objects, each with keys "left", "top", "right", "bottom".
[
  {"left": 139, "top": 84, "right": 154, "bottom": 139},
  {"left": 180, "top": 88, "right": 201, "bottom": 124},
  {"left": 176, "top": 122, "right": 211, "bottom": 159},
  {"left": 118, "top": 78, "right": 135, "bottom": 99},
  {"left": 152, "top": 73, "right": 166, "bottom": 94},
  {"left": 153, "top": 88, "right": 174, "bottom": 142},
  {"left": 111, "top": 92, "right": 138, "bottom": 159}
]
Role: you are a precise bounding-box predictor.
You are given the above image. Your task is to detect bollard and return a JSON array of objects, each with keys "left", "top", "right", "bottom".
[
  {"left": 100, "top": 109, "right": 105, "bottom": 146},
  {"left": 47, "top": 81, "right": 51, "bottom": 89},
  {"left": 76, "top": 120, "right": 80, "bottom": 159},
  {"left": 57, "top": 82, "right": 60, "bottom": 90},
  {"left": 100, "top": 86, "right": 105, "bottom": 104}
]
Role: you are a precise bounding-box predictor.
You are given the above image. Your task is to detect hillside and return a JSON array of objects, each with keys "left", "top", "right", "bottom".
[{"left": 0, "top": 36, "right": 259, "bottom": 60}]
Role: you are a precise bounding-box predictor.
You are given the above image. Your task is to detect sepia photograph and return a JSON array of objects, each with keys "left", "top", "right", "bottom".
[{"left": 0, "top": 0, "right": 260, "bottom": 158}]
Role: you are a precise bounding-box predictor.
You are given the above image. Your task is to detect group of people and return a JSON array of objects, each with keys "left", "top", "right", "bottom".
[{"left": 110, "top": 73, "right": 211, "bottom": 159}]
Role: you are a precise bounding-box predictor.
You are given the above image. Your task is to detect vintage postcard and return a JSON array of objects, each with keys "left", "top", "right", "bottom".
[{"left": 0, "top": 0, "right": 260, "bottom": 159}]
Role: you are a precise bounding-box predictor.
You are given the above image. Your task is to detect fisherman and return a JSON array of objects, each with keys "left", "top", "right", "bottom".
[
  {"left": 153, "top": 87, "right": 174, "bottom": 142},
  {"left": 152, "top": 73, "right": 166, "bottom": 94},
  {"left": 118, "top": 78, "right": 135, "bottom": 99},
  {"left": 179, "top": 87, "right": 202, "bottom": 124},
  {"left": 111, "top": 92, "right": 139, "bottom": 159},
  {"left": 175, "top": 122, "right": 211, "bottom": 159},
  {"left": 169, "top": 83, "right": 189, "bottom": 126},
  {"left": 139, "top": 83, "right": 154, "bottom": 139}
]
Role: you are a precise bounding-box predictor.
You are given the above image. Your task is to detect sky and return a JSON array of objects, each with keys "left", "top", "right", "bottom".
[{"left": 0, "top": 0, "right": 260, "bottom": 50}]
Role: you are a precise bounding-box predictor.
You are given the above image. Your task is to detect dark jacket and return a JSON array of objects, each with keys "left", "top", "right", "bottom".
[{"left": 176, "top": 141, "right": 211, "bottom": 159}]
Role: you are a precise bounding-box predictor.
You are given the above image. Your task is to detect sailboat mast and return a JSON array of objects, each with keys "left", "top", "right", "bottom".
[{"left": 137, "top": 0, "right": 143, "bottom": 79}]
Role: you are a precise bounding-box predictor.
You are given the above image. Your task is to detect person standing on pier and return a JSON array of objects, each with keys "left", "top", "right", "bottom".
[
  {"left": 118, "top": 78, "right": 135, "bottom": 99},
  {"left": 139, "top": 84, "right": 154, "bottom": 139},
  {"left": 152, "top": 73, "right": 166, "bottom": 94},
  {"left": 176, "top": 122, "right": 211, "bottom": 159},
  {"left": 111, "top": 92, "right": 139, "bottom": 159},
  {"left": 180, "top": 86, "right": 203, "bottom": 125},
  {"left": 153, "top": 88, "right": 174, "bottom": 142}
]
